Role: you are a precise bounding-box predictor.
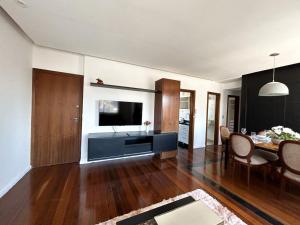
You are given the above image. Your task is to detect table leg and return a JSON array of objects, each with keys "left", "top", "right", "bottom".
[{"left": 225, "top": 139, "right": 229, "bottom": 169}]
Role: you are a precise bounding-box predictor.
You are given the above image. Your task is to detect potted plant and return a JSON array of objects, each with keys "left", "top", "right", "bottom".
[{"left": 267, "top": 126, "right": 300, "bottom": 144}]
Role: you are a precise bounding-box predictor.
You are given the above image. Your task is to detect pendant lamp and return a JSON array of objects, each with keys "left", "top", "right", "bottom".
[{"left": 258, "top": 53, "right": 289, "bottom": 96}]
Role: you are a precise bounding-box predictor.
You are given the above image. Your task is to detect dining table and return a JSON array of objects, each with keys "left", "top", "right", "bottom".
[
  {"left": 254, "top": 142, "right": 279, "bottom": 152},
  {"left": 223, "top": 135, "right": 279, "bottom": 169}
]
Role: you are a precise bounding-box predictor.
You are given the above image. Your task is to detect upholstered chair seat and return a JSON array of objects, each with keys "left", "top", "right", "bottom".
[
  {"left": 255, "top": 149, "right": 279, "bottom": 162},
  {"left": 234, "top": 154, "right": 268, "bottom": 165},
  {"left": 277, "top": 168, "right": 300, "bottom": 182}
]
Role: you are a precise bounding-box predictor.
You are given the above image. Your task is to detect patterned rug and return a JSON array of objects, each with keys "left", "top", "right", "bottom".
[{"left": 97, "top": 189, "right": 247, "bottom": 225}]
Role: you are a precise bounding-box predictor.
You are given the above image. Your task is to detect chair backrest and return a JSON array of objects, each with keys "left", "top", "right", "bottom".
[
  {"left": 220, "top": 126, "right": 230, "bottom": 144},
  {"left": 230, "top": 133, "right": 254, "bottom": 160},
  {"left": 279, "top": 140, "right": 300, "bottom": 175}
]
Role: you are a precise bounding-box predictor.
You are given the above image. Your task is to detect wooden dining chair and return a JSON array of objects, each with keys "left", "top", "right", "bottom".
[
  {"left": 278, "top": 140, "right": 300, "bottom": 197},
  {"left": 230, "top": 133, "right": 269, "bottom": 186},
  {"left": 220, "top": 126, "right": 230, "bottom": 144},
  {"left": 219, "top": 126, "right": 230, "bottom": 162}
]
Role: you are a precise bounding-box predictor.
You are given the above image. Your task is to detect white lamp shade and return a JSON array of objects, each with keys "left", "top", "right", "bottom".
[{"left": 258, "top": 81, "right": 289, "bottom": 96}]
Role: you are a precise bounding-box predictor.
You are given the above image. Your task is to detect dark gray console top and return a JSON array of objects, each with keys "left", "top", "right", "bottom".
[{"left": 88, "top": 131, "right": 175, "bottom": 139}]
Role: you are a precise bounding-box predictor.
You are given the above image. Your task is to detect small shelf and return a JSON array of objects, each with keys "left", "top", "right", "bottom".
[
  {"left": 125, "top": 136, "right": 153, "bottom": 145},
  {"left": 90, "top": 82, "right": 156, "bottom": 93}
]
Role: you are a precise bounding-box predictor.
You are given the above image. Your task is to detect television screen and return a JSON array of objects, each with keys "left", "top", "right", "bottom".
[{"left": 99, "top": 100, "right": 143, "bottom": 126}]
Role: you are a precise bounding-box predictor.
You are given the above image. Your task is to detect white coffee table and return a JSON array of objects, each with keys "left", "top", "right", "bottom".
[{"left": 154, "top": 200, "right": 224, "bottom": 225}]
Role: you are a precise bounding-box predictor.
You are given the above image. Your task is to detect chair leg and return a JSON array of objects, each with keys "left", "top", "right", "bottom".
[
  {"left": 270, "top": 162, "right": 277, "bottom": 180},
  {"left": 232, "top": 161, "right": 236, "bottom": 176},
  {"left": 263, "top": 165, "right": 267, "bottom": 183},
  {"left": 220, "top": 150, "right": 223, "bottom": 163},
  {"left": 278, "top": 177, "right": 286, "bottom": 199},
  {"left": 204, "top": 150, "right": 207, "bottom": 171},
  {"left": 247, "top": 166, "right": 251, "bottom": 186},
  {"left": 220, "top": 151, "right": 226, "bottom": 176}
]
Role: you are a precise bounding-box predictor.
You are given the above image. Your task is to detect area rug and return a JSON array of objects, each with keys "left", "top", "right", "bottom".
[{"left": 97, "top": 189, "right": 247, "bottom": 225}]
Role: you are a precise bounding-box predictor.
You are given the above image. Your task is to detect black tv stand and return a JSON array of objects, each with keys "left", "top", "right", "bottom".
[{"left": 88, "top": 131, "right": 178, "bottom": 161}]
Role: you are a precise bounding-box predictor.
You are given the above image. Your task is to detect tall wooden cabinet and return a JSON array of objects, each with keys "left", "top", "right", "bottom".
[{"left": 154, "top": 79, "right": 180, "bottom": 158}]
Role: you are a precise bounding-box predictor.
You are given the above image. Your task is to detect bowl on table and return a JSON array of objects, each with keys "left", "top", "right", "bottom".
[{"left": 256, "top": 135, "right": 268, "bottom": 142}]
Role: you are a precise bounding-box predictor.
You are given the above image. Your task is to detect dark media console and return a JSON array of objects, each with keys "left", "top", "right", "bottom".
[{"left": 88, "top": 131, "right": 178, "bottom": 161}]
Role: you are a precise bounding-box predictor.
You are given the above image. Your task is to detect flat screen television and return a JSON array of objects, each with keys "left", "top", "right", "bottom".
[{"left": 99, "top": 100, "right": 143, "bottom": 126}]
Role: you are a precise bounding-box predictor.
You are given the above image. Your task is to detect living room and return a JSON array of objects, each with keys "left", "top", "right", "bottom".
[{"left": 1, "top": 1, "right": 300, "bottom": 225}]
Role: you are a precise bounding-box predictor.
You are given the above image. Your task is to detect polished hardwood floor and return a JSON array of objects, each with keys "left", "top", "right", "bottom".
[{"left": 0, "top": 146, "right": 299, "bottom": 225}]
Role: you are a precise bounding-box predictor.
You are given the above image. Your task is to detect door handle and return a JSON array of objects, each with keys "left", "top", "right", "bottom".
[{"left": 74, "top": 117, "right": 79, "bottom": 122}]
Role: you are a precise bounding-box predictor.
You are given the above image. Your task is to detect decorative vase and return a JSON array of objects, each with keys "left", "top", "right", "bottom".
[
  {"left": 271, "top": 138, "right": 282, "bottom": 145},
  {"left": 145, "top": 125, "right": 149, "bottom": 134}
]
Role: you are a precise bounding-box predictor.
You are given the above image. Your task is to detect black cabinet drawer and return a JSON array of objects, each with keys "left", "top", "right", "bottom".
[
  {"left": 124, "top": 143, "right": 152, "bottom": 156},
  {"left": 88, "top": 138, "right": 124, "bottom": 161},
  {"left": 153, "top": 133, "right": 178, "bottom": 153}
]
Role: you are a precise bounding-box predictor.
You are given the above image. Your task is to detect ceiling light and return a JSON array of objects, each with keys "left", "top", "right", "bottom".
[{"left": 258, "top": 53, "right": 289, "bottom": 97}]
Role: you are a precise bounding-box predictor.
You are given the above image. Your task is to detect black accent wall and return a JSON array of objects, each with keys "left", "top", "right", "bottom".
[{"left": 240, "top": 63, "right": 300, "bottom": 133}]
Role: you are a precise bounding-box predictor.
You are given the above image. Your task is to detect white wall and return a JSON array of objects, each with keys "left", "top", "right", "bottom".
[
  {"left": 220, "top": 79, "right": 242, "bottom": 125},
  {"left": 32, "top": 46, "right": 84, "bottom": 75},
  {"left": 220, "top": 79, "right": 242, "bottom": 91},
  {"left": 0, "top": 9, "right": 33, "bottom": 197},
  {"left": 32, "top": 46, "right": 226, "bottom": 163}
]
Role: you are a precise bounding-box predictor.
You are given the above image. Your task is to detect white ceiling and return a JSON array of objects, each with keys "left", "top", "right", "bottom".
[{"left": 1, "top": 0, "right": 300, "bottom": 81}]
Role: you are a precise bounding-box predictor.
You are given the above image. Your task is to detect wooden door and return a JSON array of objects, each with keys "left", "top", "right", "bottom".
[{"left": 31, "top": 69, "right": 83, "bottom": 167}]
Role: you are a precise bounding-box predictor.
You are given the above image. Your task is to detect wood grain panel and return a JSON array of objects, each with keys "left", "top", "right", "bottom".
[
  {"left": 31, "top": 69, "right": 83, "bottom": 167},
  {"left": 154, "top": 79, "right": 180, "bottom": 133},
  {"left": 159, "top": 150, "right": 178, "bottom": 159},
  {"left": 154, "top": 80, "right": 163, "bottom": 132}
]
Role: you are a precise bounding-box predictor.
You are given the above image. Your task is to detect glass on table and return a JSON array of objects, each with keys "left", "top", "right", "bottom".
[
  {"left": 251, "top": 132, "right": 256, "bottom": 142},
  {"left": 241, "top": 128, "right": 247, "bottom": 135}
]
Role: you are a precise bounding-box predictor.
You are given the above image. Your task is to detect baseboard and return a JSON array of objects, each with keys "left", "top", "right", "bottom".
[{"left": 0, "top": 166, "right": 31, "bottom": 198}]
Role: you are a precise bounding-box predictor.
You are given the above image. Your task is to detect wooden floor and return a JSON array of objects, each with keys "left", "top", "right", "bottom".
[{"left": 0, "top": 146, "right": 299, "bottom": 225}]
